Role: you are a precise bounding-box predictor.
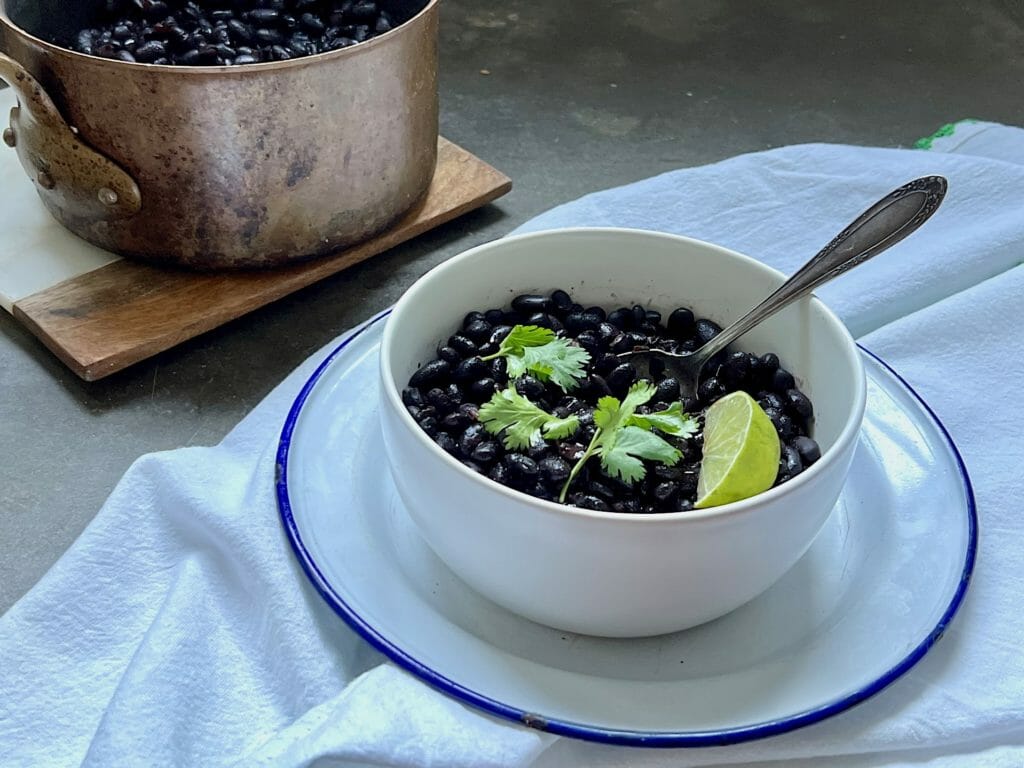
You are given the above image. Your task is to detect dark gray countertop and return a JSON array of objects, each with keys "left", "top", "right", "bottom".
[{"left": 2, "top": 0, "right": 1021, "bottom": 613}]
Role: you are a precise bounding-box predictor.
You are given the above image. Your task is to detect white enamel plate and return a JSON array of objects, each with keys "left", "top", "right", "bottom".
[{"left": 276, "top": 311, "right": 976, "bottom": 747}]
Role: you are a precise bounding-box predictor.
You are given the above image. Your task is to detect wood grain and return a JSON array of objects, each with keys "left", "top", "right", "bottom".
[{"left": 12, "top": 139, "right": 511, "bottom": 381}]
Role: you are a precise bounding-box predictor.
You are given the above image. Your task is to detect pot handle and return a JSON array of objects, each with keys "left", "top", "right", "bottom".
[{"left": 0, "top": 52, "right": 141, "bottom": 219}]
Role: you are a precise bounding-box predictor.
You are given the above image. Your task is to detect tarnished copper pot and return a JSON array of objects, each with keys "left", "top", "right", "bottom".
[{"left": 0, "top": 0, "right": 438, "bottom": 268}]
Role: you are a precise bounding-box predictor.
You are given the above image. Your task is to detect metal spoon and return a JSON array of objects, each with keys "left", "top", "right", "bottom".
[{"left": 620, "top": 175, "right": 948, "bottom": 399}]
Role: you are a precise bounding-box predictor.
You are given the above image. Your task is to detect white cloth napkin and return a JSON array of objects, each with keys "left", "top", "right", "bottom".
[{"left": 3, "top": 121, "right": 1024, "bottom": 768}]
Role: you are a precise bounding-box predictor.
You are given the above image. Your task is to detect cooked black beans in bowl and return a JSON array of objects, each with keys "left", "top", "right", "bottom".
[{"left": 402, "top": 288, "right": 821, "bottom": 514}]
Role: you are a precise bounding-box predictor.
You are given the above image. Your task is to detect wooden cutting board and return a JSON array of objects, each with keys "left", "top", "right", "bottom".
[{"left": 0, "top": 112, "right": 511, "bottom": 380}]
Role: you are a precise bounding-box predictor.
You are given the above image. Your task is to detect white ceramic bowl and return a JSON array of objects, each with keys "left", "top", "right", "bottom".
[{"left": 379, "top": 228, "right": 867, "bottom": 638}]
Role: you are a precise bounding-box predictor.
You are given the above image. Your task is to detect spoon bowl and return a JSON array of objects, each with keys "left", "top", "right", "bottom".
[{"left": 621, "top": 176, "right": 947, "bottom": 399}]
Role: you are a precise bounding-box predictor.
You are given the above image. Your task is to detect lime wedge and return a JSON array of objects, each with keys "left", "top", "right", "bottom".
[{"left": 695, "top": 391, "right": 781, "bottom": 509}]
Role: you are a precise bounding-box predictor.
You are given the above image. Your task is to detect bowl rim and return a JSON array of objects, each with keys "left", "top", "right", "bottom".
[{"left": 380, "top": 226, "right": 868, "bottom": 524}]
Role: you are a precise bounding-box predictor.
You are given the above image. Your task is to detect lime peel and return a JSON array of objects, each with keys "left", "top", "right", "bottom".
[{"left": 695, "top": 391, "right": 781, "bottom": 509}]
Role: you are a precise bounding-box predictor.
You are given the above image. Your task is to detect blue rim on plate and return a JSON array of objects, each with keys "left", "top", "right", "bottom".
[{"left": 275, "top": 309, "right": 978, "bottom": 748}]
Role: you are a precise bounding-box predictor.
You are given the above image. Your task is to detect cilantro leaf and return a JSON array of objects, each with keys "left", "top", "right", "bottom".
[
  {"left": 558, "top": 381, "right": 693, "bottom": 503},
  {"left": 486, "top": 325, "right": 555, "bottom": 358},
  {"left": 629, "top": 402, "right": 699, "bottom": 438},
  {"left": 599, "top": 425, "right": 681, "bottom": 484},
  {"left": 478, "top": 386, "right": 579, "bottom": 450},
  {"left": 480, "top": 324, "right": 590, "bottom": 392},
  {"left": 521, "top": 338, "right": 591, "bottom": 391}
]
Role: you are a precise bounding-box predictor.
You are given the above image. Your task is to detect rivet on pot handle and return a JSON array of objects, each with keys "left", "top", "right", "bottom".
[{"left": 0, "top": 52, "right": 141, "bottom": 220}]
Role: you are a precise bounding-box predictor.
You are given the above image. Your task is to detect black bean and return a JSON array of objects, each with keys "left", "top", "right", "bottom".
[
  {"left": 645, "top": 309, "right": 662, "bottom": 326},
  {"left": 593, "top": 352, "right": 620, "bottom": 377},
  {"left": 442, "top": 410, "right": 471, "bottom": 431},
  {"left": 197, "top": 45, "right": 220, "bottom": 63},
  {"left": 515, "top": 375, "right": 546, "bottom": 400},
  {"left": 559, "top": 442, "right": 587, "bottom": 464},
  {"left": 489, "top": 357, "right": 507, "bottom": 380},
  {"left": 484, "top": 308, "right": 505, "bottom": 324},
  {"left": 269, "top": 44, "right": 291, "bottom": 60},
  {"left": 426, "top": 387, "right": 454, "bottom": 413},
  {"left": 409, "top": 359, "right": 450, "bottom": 388},
  {"left": 281, "top": 14, "right": 298, "bottom": 29},
  {"left": 115, "top": 49, "right": 137, "bottom": 61},
  {"left": 453, "top": 357, "right": 489, "bottom": 383},
  {"left": 141, "top": 0, "right": 169, "bottom": 19},
  {"left": 112, "top": 24, "right": 132, "bottom": 40},
  {"left": 249, "top": 8, "right": 280, "bottom": 24},
  {"left": 132, "top": 39, "right": 165, "bottom": 61},
  {"left": 573, "top": 494, "right": 610, "bottom": 511},
  {"left": 509, "top": 294, "right": 547, "bottom": 314},
  {"left": 468, "top": 378, "right": 498, "bottom": 402},
  {"left": 765, "top": 407, "right": 796, "bottom": 440},
  {"left": 226, "top": 19, "right": 253, "bottom": 43},
  {"left": 463, "top": 319, "right": 493, "bottom": 344},
  {"left": 695, "top": 318, "right": 722, "bottom": 344},
  {"left": 299, "top": 12, "right": 326, "bottom": 32},
  {"left": 488, "top": 462, "right": 509, "bottom": 485},
  {"left": 759, "top": 391, "right": 785, "bottom": 411},
  {"left": 349, "top": 0, "right": 378, "bottom": 19},
  {"left": 772, "top": 368, "right": 796, "bottom": 393},
  {"left": 471, "top": 441, "right": 499, "bottom": 464},
  {"left": 565, "top": 311, "right": 600, "bottom": 334},
  {"left": 436, "top": 345, "right": 461, "bottom": 365},
  {"left": 575, "top": 330, "right": 602, "bottom": 354},
  {"left": 607, "top": 307, "right": 632, "bottom": 329},
  {"left": 214, "top": 44, "right": 236, "bottom": 58},
  {"left": 168, "top": 26, "right": 189, "bottom": 47},
  {"left": 153, "top": 57, "right": 170, "bottom": 64},
  {"left": 606, "top": 363, "right": 636, "bottom": 395},
  {"left": 781, "top": 444, "right": 803, "bottom": 476},
  {"left": 76, "top": 29, "right": 96, "bottom": 53},
  {"left": 718, "top": 350, "right": 751, "bottom": 387},
  {"left": 177, "top": 47, "right": 201, "bottom": 65},
  {"left": 538, "top": 456, "right": 571, "bottom": 485},
  {"left": 418, "top": 416, "right": 438, "bottom": 436},
  {"left": 653, "top": 482, "right": 679, "bottom": 504},
  {"left": 435, "top": 432, "right": 458, "bottom": 455},
  {"left": 402, "top": 387, "right": 425, "bottom": 408},
  {"left": 792, "top": 435, "right": 821, "bottom": 465},
  {"left": 459, "top": 423, "right": 487, "bottom": 455},
  {"left": 550, "top": 289, "right": 573, "bottom": 312},
  {"left": 448, "top": 334, "right": 477, "bottom": 357},
  {"left": 608, "top": 333, "right": 634, "bottom": 355},
  {"left": 326, "top": 35, "right": 354, "bottom": 50},
  {"left": 697, "top": 376, "right": 726, "bottom": 404},
  {"left": 654, "top": 377, "right": 681, "bottom": 402},
  {"left": 785, "top": 388, "right": 814, "bottom": 420},
  {"left": 585, "top": 374, "right": 613, "bottom": 398},
  {"left": 255, "top": 28, "right": 284, "bottom": 45},
  {"left": 760, "top": 352, "right": 780, "bottom": 373},
  {"left": 505, "top": 454, "right": 540, "bottom": 484},
  {"left": 676, "top": 498, "right": 695, "bottom": 512}
]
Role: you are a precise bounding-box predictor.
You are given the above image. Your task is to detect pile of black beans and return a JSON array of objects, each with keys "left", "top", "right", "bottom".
[
  {"left": 402, "top": 289, "right": 822, "bottom": 514},
  {"left": 61, "top": 0, "right": 397, "bottom": 65}
]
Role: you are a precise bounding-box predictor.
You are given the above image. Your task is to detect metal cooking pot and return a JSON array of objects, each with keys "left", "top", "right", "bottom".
[{"left": 0, "top": 0, "right": 438, "bottom": 268}]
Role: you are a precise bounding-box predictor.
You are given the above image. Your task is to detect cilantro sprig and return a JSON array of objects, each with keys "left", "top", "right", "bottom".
[
  {"left": 478, "top": 386, "right": 580, "bottom": 450},
  {"left": 480, "top": 325, "right": 590, "bottom": 392},
  {"left": 476, "top": 376, "right": 698, "bottom": 504},
  {"left": 558, "top": 382, "right": 698, "bottom": 503}
]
